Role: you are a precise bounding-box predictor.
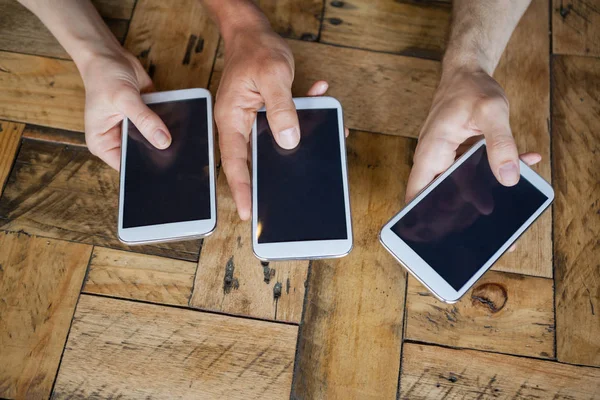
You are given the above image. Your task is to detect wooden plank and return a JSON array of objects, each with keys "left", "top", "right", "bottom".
[
  {"left": 405, "top": 272, "right": 554, "bottom": 358},
  {"left": 0, "top": 121, "right": 23, "bottom": 195},
  {"left": 257, "top": 0, "right": 323, "bottom": 41},
  {"left": 52, "top": 294, "right": 298, "bottom": 399},
  {"left": 492, "top": 0, "right": 552, "bottom": 278},
  {"left": 189, "top": 172, "right": 308, "bottom": 323},
  {"left": 321, "top": 0, "right": 451, "bottom": 60},
  {"left": 124, "top": 0, "right": 220, "bottom": 91},
  {"left": 209, "top": 40, "right": 440, "bottom": 138},
  {"left": 0, "top": 0, "right": 135, "bottom": 59},
  {"left": 0, "top": 139, "right": 201, "bottom": 261},
  {"left": 83, "top": 247, "right": 197, "bottom": 306},
  {"left": 21, "top": 124, "right": 87, "bottom": 147},
  {"left": 0, "top": 51, "right": 85, "bottom": 132},
  {"left": 553, "top": 0, "right": 600, "bottom": 57},
  {"left": 553, "top": 55, "right": 600, "bottom": 367},
  {"left": 0, "top": 231, "right": 92, "bottom": 399},
  {"left": 292, "top": 131, "right": 412, "bottom": 399},
  {"left": 400, "top": 343, "right": 600, "bottom": 399}
]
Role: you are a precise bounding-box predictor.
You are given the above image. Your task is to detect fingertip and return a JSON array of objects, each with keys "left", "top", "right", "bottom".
[
  {"left": 277, "top": 126, "right": 300, "bottom": 149},
  {"left": 307, "top": 80, "right": 329, "bottom": 96},
  {"left": 498, "top": 161, "right": 520, "bottom": 186},
  {"left": 153, "top": 129, "right": 172, "bottom": 149},
  {"left": 345, "top": 127, "right": 350, "bottom": 138},
  {"left": 238, "top": 207, "right": 251, "bottom": 221}
]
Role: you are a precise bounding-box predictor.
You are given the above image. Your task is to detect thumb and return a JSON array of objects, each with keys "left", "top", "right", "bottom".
[
  {"left": 474, "top": 98, "right": 520, "bottom": 186},
  {"left": 114, "top": 87, "right": 172, "bottom": 149},
  {"left": 261, "top": 81, "right": 300, "bottom": 150}
]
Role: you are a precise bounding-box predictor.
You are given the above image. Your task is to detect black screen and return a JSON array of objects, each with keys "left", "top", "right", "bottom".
[
  {"left": 123, "top": 98, "right": 211, "bottom": 228},
  {"left": 391, "top": 146, "right": 548, "bottom": 291},
  {"left": 256, "top": 109, "right": 348, "bottom": 243}
]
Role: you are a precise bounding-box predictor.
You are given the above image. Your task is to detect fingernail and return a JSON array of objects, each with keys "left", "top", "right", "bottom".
[
  {"left": 154, "top": 129, "right": 170, "bottom": 148},
  {"left": 499, "top": 161, "right": 519, "bottom": 185},
  {"left": 278, "top": 127, "right": 300, "bottom": 149}
]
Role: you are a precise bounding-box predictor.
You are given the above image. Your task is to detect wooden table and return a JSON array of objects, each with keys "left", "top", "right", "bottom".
[{"left": 0, "top": 0, "right": 599, "bottom": 398}]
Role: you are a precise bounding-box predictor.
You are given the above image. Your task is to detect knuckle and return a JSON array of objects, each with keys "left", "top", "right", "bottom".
[
  {"left": 477, "top": 95, "right": 509, "bottom": 117},
  {"left": 489, "top": 135, "right": 516, "bottom": 153},
  {"left": 134, "top": 109, "right": 155, "bottom": 132}
]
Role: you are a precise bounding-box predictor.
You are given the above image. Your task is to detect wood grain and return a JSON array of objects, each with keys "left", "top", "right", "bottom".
[
  {"left": 0, "top": 231, "right": 92, "bottom": 399},
  {"left": 257, "top": 0, "right": 323, "bottom": 40},
  {"left": 0, "top": 51, "right": 85, "bottom": 132},
  {"left": 190, "top": 172, "right": 308, "bottom": 323},
  {"left": 400, "top": 343, "right": 600, "bottom": 399},
  {"left": 209, "top": 39, "right": 440, "bottom": 138},
  {"left": 124, "top": 0, "right": 220, "bottom": 91},
  {"left": 321, "top": 0, "right": 451, "bottom": 60},
  {"left": 553, "top": 55, "right": 600, "bottom": 367},
  {"left": 21, "top": 124, "right": 87, "bottom": 147},
  {"left": 52, "top": 294, "right": 298, "bottom": 399},
  {"left": 292, "top": 132, "right": 412, "bottom": 399},
  {"left": 492, "top": 0, "right": 552, "bottom": 278},
  {"left": 553, "top": 0, "right": 600, "bottom": 57},
  {"left": 83, "top": 247, "right": 197, "bottom": 306},
  {"left": 0, "top": 121, "right": 23, "bottom": 195},
  {"left": 405, "top": 272, "right": 555, "bottom": 358},
  {"left": 0, "top": 0, "right": 135, "bottom": 59},
  {"left": 0, "top": 139, "right": 201, "bottom": 261}
]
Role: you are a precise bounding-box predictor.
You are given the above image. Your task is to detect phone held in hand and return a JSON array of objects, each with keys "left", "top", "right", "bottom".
[
  {"left": 252, "top": 97, "right": 353, "bottom": 261},
  {"left": 118, "top": 88, "right": 217, "bottom": 244},
  {"left": 379, "top": 139, "right": 554, "bottom": 303}
]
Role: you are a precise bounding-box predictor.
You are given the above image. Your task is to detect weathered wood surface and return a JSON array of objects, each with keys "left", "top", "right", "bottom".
[
  {"left": 0, "top": 51, "right": 85, "bottom": 132},
  {"left": 553, "top": 55, "right": 600, "bottom": 367},
  {"left": 210, "top": 39, "right": 440, "bottom": 139},
  {"left": 0, "top": 231, "right": 92, "bottom": 399},
  {"left": 257, "top": 0, "right": 323, "bottom": 41},
  {"left": 292, "top": 132, "right": 412, "bottom": 399},
  {"left": 124, "top": 0, "right": 220, "bottom": 91},
  {"left": 553, "top": 0, "right": 600, "bottom": 57},
  {"left": 0, "top": 121, "right": 23, "bottom": 195},
  {"left": 0, "top": 139, "right": 201, "bottom": 261},
  {"left": 0, "top": 0, "right": 135, "bottom": 59},
  {"left": 52, "top": 294, "right": 298, "bottom": 399},
  {"left": 84, "top": 247, "right": 197, "bottom": 306},
  {"left": 21, "top": 124, "right": 87, "bottom": 147},
  {"left": 321, "top": 0, "right": 451, "bottom": 60},
  {"left": 492, "top": 0, "right": 552, "bottom": 278},
  {"left": 405, "top": 272, "right": 555, "bottom": 358},
  {"left": 190, "top": 172, "right": 308, "bottom": 323},
  {"left": 400, "top": 343, "right": 600, "bottom": 399}
]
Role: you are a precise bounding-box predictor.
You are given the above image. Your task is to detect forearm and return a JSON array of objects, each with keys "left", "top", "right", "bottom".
[
  {"left": 18, "top": 0, "right": 125, "bottom": 75},
  {"left": 200, "top": 0, "right": 270, "bottom": 42},
  {"left": 443, "top": 0, "right": 532, "bottom": 75}
]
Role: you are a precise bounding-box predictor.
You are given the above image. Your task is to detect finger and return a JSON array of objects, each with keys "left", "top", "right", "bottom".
[
  {"left": 114, "top": 87, "right": 172, "bottom": 150},
  {"left": 508, "top": 244, "right": 516, "bottom": 252},
  {"left": 405, "top": 136, "right": 457, "bottom": 202},
  {"left": 519, "top": 152, "right": 542, "bottom": 166},
  {"left": 474, "top": 98, "right": 519, "bottom": 186},
  {"left": 345, "top": 126, "right": 350, "bottom": 138},
  {"left": 261, "top": 79, "right": 300, "bottom": 150},
  {"left": 306, "top": 80, "right": 328, "bottom": 97}
]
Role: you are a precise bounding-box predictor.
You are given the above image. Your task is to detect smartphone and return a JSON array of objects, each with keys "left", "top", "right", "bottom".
[
  {"left": 379, "top": 139, "right": 554, "bottom": 303},
  {"left": 251, "top": 97, "right": 353, "bottom": 260},
  {"left": 118, "top": 88, "right": 216, "bottom": 244}
]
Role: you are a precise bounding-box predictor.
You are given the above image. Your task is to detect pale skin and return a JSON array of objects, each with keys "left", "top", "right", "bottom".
[{"left": 18, "top": 0, "right": 538, "bottom": 248}]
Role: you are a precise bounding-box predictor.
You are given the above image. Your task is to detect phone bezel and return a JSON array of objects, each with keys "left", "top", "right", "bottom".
[
  {"left": 379, "top": 139, "right": 554, "bottom": 303},
  {"left": 251, "top": 96, "right": 353, "bottom": 261},
  {"left": 118, "top": 88, "right": 217, "bottom": 245}
]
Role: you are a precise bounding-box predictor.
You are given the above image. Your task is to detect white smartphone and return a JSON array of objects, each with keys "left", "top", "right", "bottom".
[
  {"left": 118, "top": 88, "right": 216, "bottom": 245},
  {"left": 251, "top": 97, "right": 353, "bottom": 260},
  {"left": 380, "top": 139, "right": 554, "bottom": 303}
]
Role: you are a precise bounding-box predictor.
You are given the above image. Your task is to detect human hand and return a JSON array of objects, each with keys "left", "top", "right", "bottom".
[
  {"left": 80, "top": 51, "right": 172, "bottom": 170},
  {"left": 406, "top": 67, "right": 522, "bottom": 203},
  {"left": 215, "top": 21, "right": 325, "bottom": 220}
]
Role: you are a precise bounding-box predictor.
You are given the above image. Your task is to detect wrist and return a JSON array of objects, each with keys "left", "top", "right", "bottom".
[
  {"left": 203, "top": 0, "right": 271, "bottom": 43},
  {"left": 76, "top": 45, "right": 131, "bottom": 85}
]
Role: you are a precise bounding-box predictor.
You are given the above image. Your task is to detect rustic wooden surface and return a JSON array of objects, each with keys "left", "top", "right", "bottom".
[
  {"left": 0, "top": 121, "right": 23, "bottom": 195},
  {"left": 52, "top": 295, "right": 298, "bottom": 399},
  {"left": 400, "top": 343, "right": 600, "bottom": 399},
  {"left": 292, "top": 131, "right": 411, "bottom": 399},
  {"left": 0, "top": 232, "right": 92, "bottom": 399},
  {"left": 0, "top": 0, "right": 599, "bottom": 399},
  {"left": 553, "top": 54, "right": 600, "bottom": 367},
  {"left": 552, "top": 0, "right": 600, "bottom": 57}
]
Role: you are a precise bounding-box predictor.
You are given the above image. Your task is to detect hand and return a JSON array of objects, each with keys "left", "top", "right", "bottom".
[
  {"left": 80, "top": 51, "right": 172, "bottom": 170},
  {"left": 214, "top": 24, "right": 300, "bottom": 221},
  {"left": 406, "top": 67, "right": 522, "bottom": 202}
]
